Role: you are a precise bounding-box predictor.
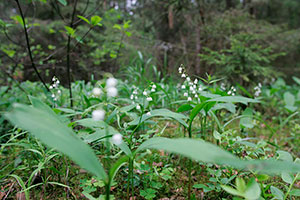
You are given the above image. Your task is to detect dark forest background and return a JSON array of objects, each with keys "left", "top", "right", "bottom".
[{"left": 1, "top": 0, "right": 300, "bottom": 87}]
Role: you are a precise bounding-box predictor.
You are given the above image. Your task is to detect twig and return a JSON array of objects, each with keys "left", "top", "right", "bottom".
[
  {"left": 66, "top": 0, "right": 79, "bottom": 107},
  {"left": 15, "top": 0, "right": 49, "bottom": 92}
]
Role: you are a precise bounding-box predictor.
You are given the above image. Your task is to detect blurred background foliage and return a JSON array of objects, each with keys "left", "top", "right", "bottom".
[{"left": 0, "top": 0, "right": 300, "bottom": 87}]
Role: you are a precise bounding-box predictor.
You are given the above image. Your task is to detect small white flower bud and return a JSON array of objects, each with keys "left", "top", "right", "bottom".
[
  {"left": 181, "top": 85, "right": 186, "bottom": 89},
  {"left": 49, "top": 86, "right": 53, "bottom": 90},
  {"left": 152, "top": 84, "right": 156, "bottom": 89},
  {"left": 194, "top": 79, "right": 198, "bottom": 84},
  {"left": 186, "top": 77, "right": 191, "bottom": 82},
  {"left": 92, "top": 110, "right": 105, "bottom": 121},
  {"left": 181, "top": 74, "right": 186, "bottom": 78},
  {"left": 187, "top": 97, "right": 192, "bottom": 101},
  {"left": 143, "top": 91, "right": 147, "bottom": 96},
  {"left": 146, "top": 112, "right": 151, "bottom": 116},
  {"left": 184, "top": 92, "right": 188, "bottom": 97},
  {"left": 112, "top": 133, "right": 123, "bottom": 145},
  {"left": 107, "top": 87, "right": 118, "bottom": 97},
  {"left": 151, "top": 88, "right": 155, "bottom": 92},
  {"left": 92, "top": 88, "right": 102, "bottom": 96},
  {"left": 136, "top": 104, "right": 141, "bottom": 110},
  {"left": 106, "top": 77, "right": 118, "bottom": 88},
  {"left": 146, "top": 97, "right": 153, "bottom": 101}
]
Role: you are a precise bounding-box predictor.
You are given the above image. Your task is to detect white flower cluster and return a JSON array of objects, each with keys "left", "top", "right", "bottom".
[
  {"left": 49, "top": 76, "right": 61, "bottom": 102},
  {"left": 92, "top": 77, "right": 118, "bottom": 98},
  {"left": 111, "top": 133, "right": 123, "bottom": 145},
  {"left": 106, "top": 77, "right": 118, "bottom": 97},
  {"left": 254, "top": 83, "right": 262, "bottom": 97},
  {"left": 178, "top": 65, "right": 202, "bottom": 102},
  {"left": 227, "top": 86, "right": 236, "bottom": 96},
  {"left": 92, "top": 109, "right": 105, "bottom": 121}
]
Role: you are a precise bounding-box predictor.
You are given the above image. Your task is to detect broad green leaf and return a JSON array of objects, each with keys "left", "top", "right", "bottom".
[
  {"left": 277, "top": 150, "right": 293, "bottom": 162},
  {"left": 213, "top": 130, "right": 221, "bottom": 140},
  {"left": 128, "top": 109, "right": 188, "bottom": 127},
  {"left": 212, "top": 103, "right": 236, "bottom": 113},
  {"left": 77, "top": 15, "right": 90, "bottom": 24},
  {"left": 236, "top": 177, "right": 246, "bottom": 192},
  {"left": 136, "top": 137, "right": 300, "bottom": 174},
  {"left": 90, "top": 16, "right": 102, "bottom": 26},
  {"left": 64, "top": 26, "right": 75, "bottom": 37},
  {"left": 290, "top": 189, "right": 300, "bottom": 196},
  {"left": 284, "top": 92, "right": 295, "bottom": 106},
  {"left": 292, "top": 76, "right": 300, "bottom": 85},
  {"left": 5, "top": 104, "right": 107, "bottom": 180},
  {"left": 113, "top": 24, "right": 122, "bottom": 30},
  {"left": 11, "top": 15, "right": 24, "bottom": 26},
  {"left": 58, "top": 0, "right": 67, "bottom": 6},
  {"left": 221, "top": 185, "right": 243, "bottom": 196},
  {"left": 270, "top": 186, "right": 284, "bottom": 200},
  {"left": 244, "top": 178, "right": 261, "bottom": 200},
  {"left": 177, "top": 104, "right": 193, "bottom": 112},
  {"left": 240, "top": 108, "right": 254, "bottom": 129},
  {"left": 281, "top": 172, "right": 293, "bottom": 184},
  {"left": 207, "top": 96, "right": 259, "bottom": 105}
]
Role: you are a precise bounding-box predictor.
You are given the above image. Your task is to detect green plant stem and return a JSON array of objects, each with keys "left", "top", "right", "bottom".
[
  {"left": 105, "top": 180, "right": 111, "bottom": 200},
  {"left": 283, "top": 173, "right": 299, "bottom": 200},
  {"left": 15, "top": 0, "right": 49, "bottom": 92},
  {"left": 187, "top": 125, "right": 192, "bottom": 199}
]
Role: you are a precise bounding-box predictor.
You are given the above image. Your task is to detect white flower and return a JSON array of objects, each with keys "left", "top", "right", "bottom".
[
  {"left": 178, "top": 67, "right": 183, "bottom": 73},
  {"left": 195, "top": 94, "right": 198, "bottom": 98},
  {"left": 152, "top": 84, "right": 156, "bottom": 89},
  {"left": 57, "top": 90, "right": 61, "bottom": 94},
  {"left": 192, "top": 90, "right": 196, "bottom": 94},
  {"left": 258, "top": 83, "right": 262, "bottom": 88},
  {"left": 143, "top": 91, "right": 147, "bottom": 96},
  {"left": 130, "top": 94, "right": 134, "bottom": 100},
  {"left": 146, "top": 97, "right": 153, "bottom": 101},
  {"left": 186, "top": 77, "right": 191, "bottom": 82},
  {"left": 193, "top": 85, "right": 196, "bottom": 89},
  {"left": 52, "top": 76, "right": 56, "bottom": 81},
  {"left": 136, "top": 104, "right": 141, "bottom": 110},
  {"left": 107, "top": 87, "right": 118, "bottom": 97},
  {"left": 53, "top": 97, "right": 57, "bottom": 101},
  {"left": 133, "top": 90, "right": 138, "bottom": 95},
  {"left": 194, "top": 79, "right": 198, "bottom": 84},
  {"left": 187, "top": 97, "right": 192, "bottom": 101},
  {"left": 92, "top": 88, "right": 102, "bottom": 96},
  {"left": 106, "top": 77, "right": 118, "bottom": 88},
  {"left": 146, "top": 112, "right": 151, "bottom": 116},
  {"left": 181, "top": 85, "right": 186, "bottom": 89},
  {"left": 151, "top": 88, "right": 155, "bottom": 92},
  {"left": 49, "top": 86, "right": 53, "bottom": 90},
  {"left": 51, "top": 94, "right": 55, "bottom": 98},
  {"left": 112, "top": 133, "right": 123, "bottom": 145},
  {"left": 92, "top": 110, "right": 105, "bottom": 121},
  {"left": 181, "top": 74, "right": 186, "bottom": 78},
  {"left": 184, "top": 92, "right": 188, "bottom": 97}
]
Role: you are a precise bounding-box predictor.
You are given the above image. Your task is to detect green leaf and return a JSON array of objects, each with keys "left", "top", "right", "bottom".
[
  {"left": 177, "top": 104, "right": 193, "bottom": 112},
  {"left": 284, "top": 92, "right": 295, "bottom": 106},
  {"left": 236, "top": 177, "right": 246, "bottom": 193},
  {"left": 270, "top": 186, "right": 284, "bottom": 200},
  {"left": 240, "top": 108, "right": 254, "bottom": 129},
  {"left": 207, "top": 96, "right": 259, "bottom": 105},
  {"left": 277, "top": 150, "right": 293, "bottom": 162},
  {"left": 136, "top": 137, "right": 300, "bottom": 174},
  {"left": 290, "top": 189, "right": 300, "bottom": 196},
  {"left": 256, "top": 174, "right": 269, "bottom": 181},
  {"left": 64, "top": 26, "right": 75, "bottom": 37},
  {"left": 58, "top": 0, "right": 67, "bottom": 6},
  {"left": 90, "top": 16, "right": 102, "bottom": 26},
  {"left": 77, "top": 15, "right": 90, "bottom": 24},
  {"left": 221, "top": 185, "right": 243, "bottom": 196},
  {"left": 244, "top": 178, "right": 261, "bottom": 200},
  {"left": 113, "top": 24, "right": 122, "bottom": 30},
  {"left": 11, "top": 15, "right": 24, "bottom": 26},
  {"left": 128, "top": 109, "right": 188, "bottom": 127},
  {"left": 281, "top": 172, "right": 293, "bottom": 184},
  {"left": 292, "top": 76, "right": 300, "bottom": 85},
  {"left": 5, "top": 104, "right": 107, "bottom": 180},
  {"left": 213, "top": 130, "right": 221, "bottom": 140}
]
